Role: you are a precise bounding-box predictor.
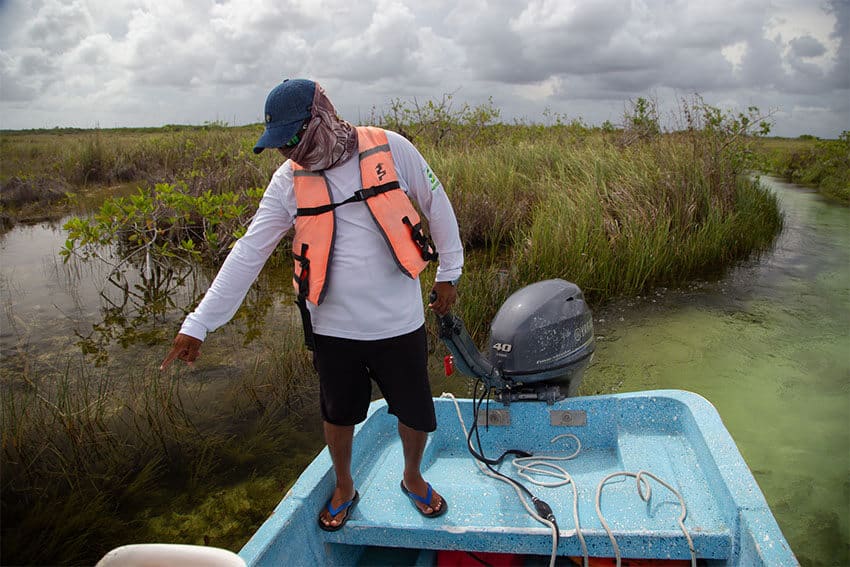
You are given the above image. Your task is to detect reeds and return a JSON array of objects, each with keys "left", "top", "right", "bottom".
[
  {"left": 506, "top": 135, "right": 782, "bottom": 300},
  {"left": 1, "top": 328, "right": 320, "bottom": 565},
  {"left": 758, "top": 132, "right": 850, "bottom": 204},
  {"left": 0, "top": 125, "right": 281, "bottom": 228},
  {"left": 418, "top": 120, "right": 782, "bottom": 339}
]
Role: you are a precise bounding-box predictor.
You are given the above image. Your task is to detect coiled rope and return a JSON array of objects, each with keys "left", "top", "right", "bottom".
[
  {"left": 440, "top": 393, "right": 697, "bottom": 567},
  {"left": 595, "top": 471, "right": 696, "bottom": 567},
  {"left": 511, "top": 436, "right": 588, "bottom": 565}
]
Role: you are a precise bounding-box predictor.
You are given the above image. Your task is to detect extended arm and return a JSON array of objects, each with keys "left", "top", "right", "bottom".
[{"left": 161, "top": 169, "right": 295, "bottom": 369}]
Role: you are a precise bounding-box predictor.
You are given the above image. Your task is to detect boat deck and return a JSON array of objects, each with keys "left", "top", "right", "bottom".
[
  {"left": 324, "top": 397, "right": 729, "bottom": 560},
  {"left": 240, "top": 391, "right": 797, "bottom": 566}
]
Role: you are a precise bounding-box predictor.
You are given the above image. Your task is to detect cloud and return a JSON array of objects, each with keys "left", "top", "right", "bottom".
[
  {"left": 319, "top": 1, "right": 420, "bottom": 81},
  {"left": 789, "top": 35, "right": 827, "bottom": 58},
  {"left": 0, "top": 0, "right": 846, "bottom": 137},
  {"left": 825, "top": 0, "right": 849, "bottom": 90},
  {"left": 0, "top": 50, "right": 37, "bottom": 102},
  {"left": 26, "top": 0, "right": 93, "bottom": 54}
]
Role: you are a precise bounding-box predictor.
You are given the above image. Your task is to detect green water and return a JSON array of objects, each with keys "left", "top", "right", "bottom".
[{"left": 581, "top": 177, "right": 850, "bottom": 566}]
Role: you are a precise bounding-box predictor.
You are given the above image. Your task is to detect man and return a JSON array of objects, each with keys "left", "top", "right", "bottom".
[{"left": 160, "top": 79, "right": 463, "bottom": 531}]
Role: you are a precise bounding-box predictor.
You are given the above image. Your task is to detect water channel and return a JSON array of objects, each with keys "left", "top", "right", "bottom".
[
  {"left": 1, "top": 176, "right": 847, "bottom": 565},
  {"left": 582, "top": 176, "right": 849, "bottom": 566}
]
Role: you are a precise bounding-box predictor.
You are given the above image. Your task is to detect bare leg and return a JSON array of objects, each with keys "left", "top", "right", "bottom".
[
  {"left": 398, "top": 421, "right": 444, "bottom": 514},
  {"left": 320, "top": 421, "right": 357, "bottom": 528}
]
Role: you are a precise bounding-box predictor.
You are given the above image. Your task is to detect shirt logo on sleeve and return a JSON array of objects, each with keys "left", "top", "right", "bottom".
[{"left": 423, "top": 165, "right": 440, "bottom": 191}]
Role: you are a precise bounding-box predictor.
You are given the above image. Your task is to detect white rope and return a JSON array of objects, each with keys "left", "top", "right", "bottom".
[
  {"left": 441, "top": 393, "right": 577, "bottom": 567},
  {"left": 510, "top": 435, "right": 588, "bottom": 566},
  {"left": 440, "top": 393, "right": 699, "bottom": 567},
  {"left": 595, "top": 470, "right": 697, "bottom": 567}
]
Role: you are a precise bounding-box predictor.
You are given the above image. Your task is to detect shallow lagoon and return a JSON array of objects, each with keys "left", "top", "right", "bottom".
[{"left": 582, "top": 177, "right": 849, "bottom": 566}]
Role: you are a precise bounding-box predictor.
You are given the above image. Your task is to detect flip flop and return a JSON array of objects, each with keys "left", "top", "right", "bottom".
[
  {"left": 400, "top": 480, "right": 448, "bottom": 518},
  {"left": 318, "top": 490, "right": 359, "bottom": 532}
]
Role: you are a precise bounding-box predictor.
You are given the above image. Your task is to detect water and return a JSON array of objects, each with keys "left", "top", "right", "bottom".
[
  {"left": 1, "top": 177, "right": 847, "bottom": 565},
  {"left": 0, "top": 217, "right": 294, "bottom": 379},
  {"left": 582, "top": 177, "right": 850, "bottom": 566}
]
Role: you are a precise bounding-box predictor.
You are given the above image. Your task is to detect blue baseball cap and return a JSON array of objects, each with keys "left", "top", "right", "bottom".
[{"left": 253, "top": 79, "right": 316, "bottom": 154}]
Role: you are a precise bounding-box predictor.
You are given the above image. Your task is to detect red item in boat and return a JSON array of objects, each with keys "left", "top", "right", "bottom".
[
  {"left": 437, "top": 550, "right": 523, "bottom": 566},
  {"left": 444, "top": 355, "right": 454, "bottom": 376}
]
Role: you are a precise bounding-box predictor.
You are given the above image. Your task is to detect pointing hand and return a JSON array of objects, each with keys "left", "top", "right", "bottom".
[{"left": 160, "top": 333, "right": 203, "bottom": 371}]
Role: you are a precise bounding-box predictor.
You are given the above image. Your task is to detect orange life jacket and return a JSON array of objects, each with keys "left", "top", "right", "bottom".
[{"left": 291, "top": 126, "right": 437, "bottom": 307}]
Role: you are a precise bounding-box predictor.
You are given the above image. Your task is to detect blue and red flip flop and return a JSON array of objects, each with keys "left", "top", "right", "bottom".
[
  {"left": 400, "top": 481, "right": 448, "bottom": 518},
  {"left": 318, "top": 490, "right": 359, "bottom": 532}
]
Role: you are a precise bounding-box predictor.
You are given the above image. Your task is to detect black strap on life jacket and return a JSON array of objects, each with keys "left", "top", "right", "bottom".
[
  {"left": 292, "top": 242, "right": 316, "bottom": 351},
  {"left": 296, "top": 181, "right": 401, "bottom": 217},
  {"left": 402, "top": 216, "right": 439, "bottom": 261},
  {"left": 293, "top": 182, "right": 437, "bottom": 351}
]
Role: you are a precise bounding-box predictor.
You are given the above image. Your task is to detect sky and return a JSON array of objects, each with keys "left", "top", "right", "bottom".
[{"left": 0, "top": 0, "right": 847, "bottom": 138}]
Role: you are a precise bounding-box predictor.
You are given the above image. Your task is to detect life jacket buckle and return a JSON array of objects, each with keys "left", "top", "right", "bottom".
[
  {"left": 353, "top": 187, "right": 376, "bottom": 201},
  {"left": 402, "top": 216, "right": 439, "bottom": 262}
]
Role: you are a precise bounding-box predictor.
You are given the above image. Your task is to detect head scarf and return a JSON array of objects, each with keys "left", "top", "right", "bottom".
[{"left": 287, "top": 83, "right": 358, "bottom": 171}]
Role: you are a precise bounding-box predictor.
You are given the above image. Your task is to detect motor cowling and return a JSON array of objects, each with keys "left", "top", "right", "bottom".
[
  {"left": 488, "top": 279, "right": 594, "bottom": 398},
  {"left": 436, "top": 279, "right": 595, "bottom": 402}
]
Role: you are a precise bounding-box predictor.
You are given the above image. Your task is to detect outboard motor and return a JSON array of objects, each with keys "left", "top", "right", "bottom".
[{"left": 437, "top": 279, "right": 595, "bottom": 404}]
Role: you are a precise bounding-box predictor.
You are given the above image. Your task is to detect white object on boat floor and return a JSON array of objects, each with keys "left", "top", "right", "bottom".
[{"left": 95, "top": 543, "right": 246, "bottom": 567}]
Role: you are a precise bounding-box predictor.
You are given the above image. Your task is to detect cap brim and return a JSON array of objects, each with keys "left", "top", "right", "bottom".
[{"left": 253, "top": 119, "right": 304, "bottom": 154}]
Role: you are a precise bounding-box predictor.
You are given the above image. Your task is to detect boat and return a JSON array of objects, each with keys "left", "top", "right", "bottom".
[
  {"left": 237, "top": 390, "right": 797, "bottom": 566},
  {"left": 97, "top": 280, "right": 798, "bottom": 566}
]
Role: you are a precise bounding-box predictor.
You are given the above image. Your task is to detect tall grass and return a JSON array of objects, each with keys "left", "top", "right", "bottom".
[
  {"left": 757, "top": 132, "right": 850, "bottom": 204},
  {"left": 0, "top": 125, "right": 281, "bottom": 228},
  {"left": 416, "top": 103, "right": 782, "bottom": 334},
  {"left": 1, "top": 330, "right": 319, "bottom": 565},
  {"left": 505, "top": 135, "right": 782, "bottom": 302}
]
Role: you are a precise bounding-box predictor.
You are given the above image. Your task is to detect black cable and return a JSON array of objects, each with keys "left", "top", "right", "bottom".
[
  {"left": 466, "top": 380, "right": 561, "bottom": 553},
  {"left": 466, "top": 380, "right": 535, "bottom": 499}
]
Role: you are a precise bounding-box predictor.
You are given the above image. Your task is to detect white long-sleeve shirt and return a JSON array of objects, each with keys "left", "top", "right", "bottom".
[{"left": 179, "top": 129, "right": 464, "bottom": 341}]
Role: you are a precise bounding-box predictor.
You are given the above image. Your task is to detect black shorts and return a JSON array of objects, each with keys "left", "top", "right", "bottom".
[{"left": 312, "top": 325, "right": 436, "bottom": 432}]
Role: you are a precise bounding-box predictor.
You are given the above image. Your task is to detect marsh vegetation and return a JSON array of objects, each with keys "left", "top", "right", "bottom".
[
  {"left": 1, "top": 96, "right": 792, "bottom": 565},
  {"left": 757, "top": 131, "right": 850, "bottom": 204}
]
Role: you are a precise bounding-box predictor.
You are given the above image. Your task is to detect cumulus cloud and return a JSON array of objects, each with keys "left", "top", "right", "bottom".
[
  {"left": 825, "top": 0, "right": 849, "bottom": 90},
  {"left": 26, "top": 0, "right": 93, "bottom": 54},
  {"left": 0, "top": 51, "right": 37, "bottom": 102},
  {"left": 0, "top": 0, "right": 846, "bottom": 136},
  {"left": 789, "top": 35, "right": 827, "bottom": 58},
  {"left": 319, "top": 2, "right": 420, "bottom": 81}
]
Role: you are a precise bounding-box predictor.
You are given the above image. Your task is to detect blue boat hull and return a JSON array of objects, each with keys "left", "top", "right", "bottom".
[{"left": 239, "top": 390, "right": 797, "bottom": 566}]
